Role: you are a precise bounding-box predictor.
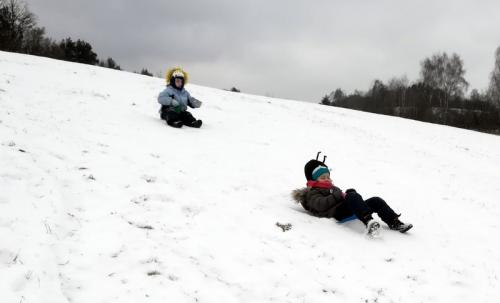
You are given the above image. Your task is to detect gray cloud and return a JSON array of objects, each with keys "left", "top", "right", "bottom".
[{"left": 24, "top": 0, "right": 500, "bottom": 101}]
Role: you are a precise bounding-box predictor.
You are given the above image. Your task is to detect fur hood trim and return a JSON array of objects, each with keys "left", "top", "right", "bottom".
[
  {"left": 291, "top": 188, "right": 308, "bottom": 204},
  {"left": 166, "top": 67, "right": 189, "bottom": 84}
]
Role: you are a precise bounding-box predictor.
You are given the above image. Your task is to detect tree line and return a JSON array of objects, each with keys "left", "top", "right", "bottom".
[
  {"left": 321, "top": 50, "right": 500, "bottom": 133},
  {"left": 0, "top": 0, "right": 154, "bottom": 76}
]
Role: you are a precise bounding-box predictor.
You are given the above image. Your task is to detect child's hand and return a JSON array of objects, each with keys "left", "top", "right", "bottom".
[{"left": 171, "top": 99, "right": 182, "bottom": 113}]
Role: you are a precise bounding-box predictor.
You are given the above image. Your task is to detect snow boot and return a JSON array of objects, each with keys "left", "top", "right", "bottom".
[
  {"left": 186, "top": 120, "right": 202, "bottom": 128},
  {"left": 365, "top": 219, "right": 381, "bottom": 237},
  {"left": 389, "top": 219, "right": 413, "bottom": 233},
  {"left": 168, "top": 120, "right": 183, "bottom": 128}
]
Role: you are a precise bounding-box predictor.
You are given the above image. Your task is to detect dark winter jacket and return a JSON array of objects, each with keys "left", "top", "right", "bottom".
[{"left": 292, "top": 186, "right": 345, "bottom": 218}]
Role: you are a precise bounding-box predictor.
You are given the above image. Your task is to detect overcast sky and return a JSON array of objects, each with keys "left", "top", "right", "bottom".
[{"left": 23, "top": 0, "right": 500, "bottom": 102}]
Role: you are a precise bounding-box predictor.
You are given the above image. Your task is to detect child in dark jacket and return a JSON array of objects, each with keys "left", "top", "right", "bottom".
[{"left": 292, "top": 155, "right": 413, "bottom": 236}]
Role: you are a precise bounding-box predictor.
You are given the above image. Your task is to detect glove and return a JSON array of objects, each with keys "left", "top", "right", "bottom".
[
  {"left": 332, "top": 187, "right": 344, "bottom": 201},
  {"left": 189, "top": 98, "right": 202, "bottom": 108},
  {"left": 168, "top": 95, "right": 182, "bottom": 112}
]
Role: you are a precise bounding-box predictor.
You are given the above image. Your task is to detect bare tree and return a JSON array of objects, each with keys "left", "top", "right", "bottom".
[
  {"left": 22, "top": 25, "right": 44, "bottom": 54},
  {"left": 331, "top": 88, "right": 345, "bottom": 104},
  {"left": 388, "top": 75, "right": 409, "bottom": 108},
  {"left": 421, "top": 52, "right": 469, "bottom": 120},
  {"left": 326, "top": 88, "right": 344, "bottom": 105},
  {"left": 470, "top": 89, "right": 481, "bottom": 101},
  {"left": 0, "top": 0, "right": 36, "bottom": 51},
  {"left": 488, "top": 46, "right": 500, "bottom": 108},
  {"left": 369, "top": 79, "right": 387, "bottom": 98}
]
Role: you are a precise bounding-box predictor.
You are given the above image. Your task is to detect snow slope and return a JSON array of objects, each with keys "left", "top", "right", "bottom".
[{"left": 1, "top": 51, "right": 500, "bottom": 303}]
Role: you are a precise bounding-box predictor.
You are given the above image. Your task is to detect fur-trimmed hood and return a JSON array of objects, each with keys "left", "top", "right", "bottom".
[
  {"left": 291, "top": 188, "right": 308, "bottom": 204},
  {"left": 292, "top": 187, "right": 311, "bottom": 212},
  {"left": 166, "top": 67, "right": 189, "bottom": 84}
]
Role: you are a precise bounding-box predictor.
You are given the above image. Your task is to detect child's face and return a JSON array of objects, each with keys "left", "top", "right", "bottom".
[
  {"left": 175, "top": 78, "right": 184, "bottom": 87},
  {"left": 317, "top": 173, "right": 331, "bottom": 182}
]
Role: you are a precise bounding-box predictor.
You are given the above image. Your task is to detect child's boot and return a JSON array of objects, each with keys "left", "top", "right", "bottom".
[
  {"left": 362, "top": 214, "right": 381, "bottom": 237},
  {"left": 389, "top": 218, "right": 413, "bottom": 233},
  {"left": 366, "top": 219, "right": 381, "bottom": 237},
  {"left": 187, "top": 119, "right": 202, "bottom": 128},
  {"left": 168, "top": 120, "right": 183, "bottom": 128}
]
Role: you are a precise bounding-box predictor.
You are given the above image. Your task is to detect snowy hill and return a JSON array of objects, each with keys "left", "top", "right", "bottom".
[{"left": 1, "top": 51, "right": 500, "bottom": 303}]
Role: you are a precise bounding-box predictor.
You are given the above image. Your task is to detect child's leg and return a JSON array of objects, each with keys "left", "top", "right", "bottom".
[
  {"left": 364, "top": 197, "right": 399, "bottom": 225},
  {"left": 333, "top": 203, "right": 355, "bottom": 221},
  {"left": 163, "top": 110, "right": 182, "bottom": 126},
  {"left": 180, "top": 111, "right": 202, "bottom": 128},
  {"left": 160, "top": 106, "right": 171, "bottom": 120},
  {"left": 343, "top": 191, "right": 374, "bottom": 224},
  {"left": 179, "top": 111, "right": 197, "bottom": 124}
]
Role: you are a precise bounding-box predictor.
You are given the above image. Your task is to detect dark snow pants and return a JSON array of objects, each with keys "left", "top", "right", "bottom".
[
  {"left": 160, "top": 106, "right": 197, "bottom": 126},
  {"left": 334, "top": 191, "right": 399, "bottom": 225}
]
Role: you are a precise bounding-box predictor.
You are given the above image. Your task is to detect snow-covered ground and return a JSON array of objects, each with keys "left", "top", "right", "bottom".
[{"left": 1, "top": 51, "right": 499, "bottom": 303}]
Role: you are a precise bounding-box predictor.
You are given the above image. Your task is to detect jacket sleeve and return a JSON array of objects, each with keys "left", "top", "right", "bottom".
[
  {"left": 158, "top": 87, "right": 174, "bottom": 106},
  {"left": 307, "top": 190, "right": 343, "bottom": 213},
  {"left": 187, "top": 91, "right": 202, "bottom": 108},
  {"left": 332, "top": 186, "right": 345, "bottom": 201}
]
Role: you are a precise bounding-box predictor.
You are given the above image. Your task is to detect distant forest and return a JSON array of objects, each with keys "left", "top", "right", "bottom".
[
  {"left": 0, "top": 0, "right": 154, "bottom": 76},
  {"left": 320, "top": 51, "right": 500, "bottom": 133}
]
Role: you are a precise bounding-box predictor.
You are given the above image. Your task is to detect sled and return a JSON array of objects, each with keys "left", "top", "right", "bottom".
[{"left": 336, "top": 214, "right": 357, "bottom": 223}]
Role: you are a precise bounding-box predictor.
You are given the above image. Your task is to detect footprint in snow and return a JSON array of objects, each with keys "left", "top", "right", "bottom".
[
  {"left": 142, "top": 175, "right": 156, "bottom": 183},
  {"left": 182, "top": 206, "right": 201, "bottom": 217},
  {"left": 0, "top": 140, "right": 16, "bottom": 147},
  {"left": 141, "top": 257, "right": 160, "bottom": 264},
  {"left": 0, "top": 249, "right": 18, "bottom": 265},
  {"left": 131, "top": 195, "right": 149, "bottom": 204}
]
